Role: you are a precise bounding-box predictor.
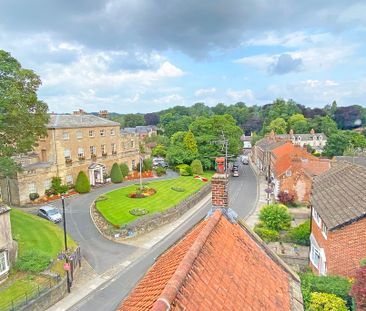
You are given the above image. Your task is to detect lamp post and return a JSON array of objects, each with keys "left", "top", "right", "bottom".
[{"left": 61, "top": 195, "right": 71, "bottom": 293}]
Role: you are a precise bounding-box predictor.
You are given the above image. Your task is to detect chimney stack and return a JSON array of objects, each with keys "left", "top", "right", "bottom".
[
  {"left": 99, "top": 110, "right": 108, "bottom": 119},
  {"left": 73, "top": 109, "right": 85, "bottom": 115},
  {"left": 211, "top": 157, "right": 228, "bottom": 208}
]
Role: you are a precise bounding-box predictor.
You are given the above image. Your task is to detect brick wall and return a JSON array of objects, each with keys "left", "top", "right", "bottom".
[
  {"left": 211, "top": 173, "right": 228, "bottom": 208},
  {"left": 312, "top": 215, "right": 366, "bottom": 277}
]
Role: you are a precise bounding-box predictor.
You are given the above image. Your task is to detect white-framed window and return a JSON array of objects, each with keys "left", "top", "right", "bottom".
[
  {"left": 0, "top": 251, "right": 9, "bottom": 276},
  {"left": 322, "top": 223, "right": 328, "bottom": 239},
  {"left": 76, "top": 131, "right": 83, "bottom": 139},
  {"left": 28, "top": 182, "right": 37, "bottom": 194},
  {"left": 310, "top": 244, "right": 320, "bottom": 269},
  {"left": 297, "top": 136, "right": 301, "bottom": 141},
  {"left": 131, "top": 160, "right": 136, "bottom": 170},
  {"left": 90, "top": 146, "right": 96, "bottom": 155},
  {"left": 101, "top": 144, "right": 106, "bottom": 154},
  {"left": 89, "top": 130, "right": 95, "bottom": 137},
  {"left": 100, "top": 129, "right": 106, "bottom": 137},
  {"left": 64, "top": 148, "right": 71, "bottom": 159},
  {"left": 313, "top": 208, "right": 322, "bottom": 227},
  {"left": 110, "top": 129, "right": 115, "bottom": 136},
  {"left": 43, "top": 179, "right": 51, "bottom": 190},
  {"left": 66, "top": 175, "right": 73, "bottom": 185},
  {"left": 63, "top": 132, "right": 69, "bottom": 140},
  {"left": 286, "top": 169, "right": 292, "bottom": 177},
  {"left": 111, "top": 143, "right": 117, "bottom": 154},
  {"left": 130, "top": 140, "right": 134, "bottom": 148},
  {"left": 319, "top": 135, "right": 323, "bottom": 140},
  {"left": 78, "top": 148, "right": 84, "bottom": 157}
]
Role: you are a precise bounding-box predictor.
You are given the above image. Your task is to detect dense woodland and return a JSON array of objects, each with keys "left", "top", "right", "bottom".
[{"left": 106, "top": 99, "right": 366, "bottom": 164}]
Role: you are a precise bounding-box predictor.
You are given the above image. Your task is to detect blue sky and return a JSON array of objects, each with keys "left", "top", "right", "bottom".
[{"left": 0, "top": 0, "right": 365, "bottom": 113}]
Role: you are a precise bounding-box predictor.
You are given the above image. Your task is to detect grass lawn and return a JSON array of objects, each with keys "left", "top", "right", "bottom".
[
  {"left": 10, "top": 208, "right": 77, "bottom": 258},
  {"left": 96, "top": 172, "right": 214, "bottom": 226}
]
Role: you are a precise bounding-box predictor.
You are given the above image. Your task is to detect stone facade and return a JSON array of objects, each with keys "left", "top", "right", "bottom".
[
  {"left": 0, "top": 112, "right": 141, "bottom": 205},
  {"left": 0, "top": 204, "right": 17, "bottom": 282}
]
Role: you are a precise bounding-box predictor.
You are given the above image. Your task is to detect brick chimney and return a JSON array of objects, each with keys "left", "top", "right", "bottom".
[
  {"left": 211, "top": 157, "right": 228, "bottom": 208},
  {"left": 99, "top": 110, "right": 108, "bottom": 119},
  {"left": 73, "top": 109, "right": 86, "bottom": 115}
]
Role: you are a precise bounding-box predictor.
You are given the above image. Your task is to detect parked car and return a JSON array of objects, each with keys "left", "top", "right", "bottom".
[
  {"left": 152, "top": 157, "right": 168, "bottom": 168},
  {"left": 241, "top": 155, "right": 249, "bottom": 165},
  {"left": 232, "top": 170, "right": 239, "bottom": 177},
  {"left": 231, "top": 162, "right": 239, "bottom": 172},
  {"left": 37, "top": 206, "right": 62, "bottom": 223}
]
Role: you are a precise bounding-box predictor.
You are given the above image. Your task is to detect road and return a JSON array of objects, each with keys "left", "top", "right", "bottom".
[{"left": 67, "top": 162, "right": 258, "bottom": 311}]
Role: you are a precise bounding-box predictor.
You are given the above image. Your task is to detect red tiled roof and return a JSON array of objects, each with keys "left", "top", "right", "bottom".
[
  {"left": 271, "top": 142, "right": 296, "bottom": 159},
  {"left": 118, "top": 211, "right": 301, "bottom": 311}
]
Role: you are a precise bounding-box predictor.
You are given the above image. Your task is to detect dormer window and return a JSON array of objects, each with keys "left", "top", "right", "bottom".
[
  {"left": 297, "top": 136, "right": 301, "bottom": 141},
  {"left": 286, "top": 169, "right": 292, "bottom": 177}
]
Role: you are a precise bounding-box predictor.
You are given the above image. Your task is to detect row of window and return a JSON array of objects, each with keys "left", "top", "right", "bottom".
[
  {"left": 28, "top": 176, "right": 73, "bottom": 194},
  {"left": 312, "top": 208, "right": 328, "bottom": 239},
  {"left": 292, "top": 135, "right": 323, "bottom": 141},
  {"left": 63, "top": 128, "right": 116, "bottom": 140}
]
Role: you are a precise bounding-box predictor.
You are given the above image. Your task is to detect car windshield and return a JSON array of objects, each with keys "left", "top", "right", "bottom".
[{"left": 47, "top": 209, "right": 59, "bottom": 216}]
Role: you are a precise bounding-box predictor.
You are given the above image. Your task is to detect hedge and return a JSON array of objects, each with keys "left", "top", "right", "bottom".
[
  {"left": 119, "top": 163, "right": 129, "bottom": 177},
  {"left": 75, "top": 171, "right": 91, "bottom": 193},
  {"left": 111, "top": 162, "right": 123, "bottom": 183}
]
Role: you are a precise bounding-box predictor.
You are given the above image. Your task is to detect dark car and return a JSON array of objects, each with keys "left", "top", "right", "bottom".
[
  {"left": 231, "top": 163, "right": 239, "bottom": 172},
  {"left": 37, "top": 206, "right": 62, "bottom": 223}
]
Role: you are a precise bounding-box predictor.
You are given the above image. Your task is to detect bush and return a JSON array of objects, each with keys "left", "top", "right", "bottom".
[
  {"left": 29, "top": 192, "right": 39, "bottom": 201},
  {"left": 190, "top": 159, "right": 203, "bottom": 175},
  {"left": 155, "top": 166, "right": 166, "bottom": 176},
  {"left": 75, "top": 171, "right": 91, "bottom": 193},
  {"left": 309, "top": 292, "right": 348, "bottom": 311},
  {"left": 259, "top": 204, "right": 291, "bottom": 231},
  {"left": 277, "top": 191, "right": 295, "bottom": 206},
  {"left": 110, "top": 163, "right": 123, "bottom": 183},
  {"left": 286, "top": 220, "right": 310, "bottom": 246},
  {"left": 50, "top": 177, "right": 68, "bottom": 195},
  {"left": 254, "top": 225, "right": 280, "bottom": 242},
  {"left": 129, "top": 208, "right": 149, "bottom": 216},
  {"left": 351, "top": 264, "right": 366, "bottom": 310},
  {"left": 360, "top": 257, "right": 366, "bottom": 267},
  {"left": 15, "top": 249, "right": 52, "bottom": 273},
  {"left": 143, "top": 158, "right": 153, "bottom": 171},
  {"left": 301, "top": 272, "right": 352, "bottom": 309},
  {"left": 119, "top": 163, "right": 129, "bottom": 177},
  {"left": 176, "top": 164, "right": 193, "bottom": 176}
]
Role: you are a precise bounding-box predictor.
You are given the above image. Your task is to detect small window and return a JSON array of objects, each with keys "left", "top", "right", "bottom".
[
  {"left": 286, "top": 170, "right": 292, "bottom": 177},
  {"left": 310, "top": 245, "right": 320, "bottom": 268},
  {"left": 76, "top": 131, "right": 83, "bottom": 139},
  {"left": 131, "top": 160, "right": 136, "bottom": 170},
  {"left": 313, "top": 208, "right": 322, "bottom": 227},
  {"left": 63, "top": 132, "right": 69, "bottom": 140},
  {"left": 64, "top": 148, "right": 71, "bottom": 158},
  {"left": 78, "top": 148, "right": 84, "bottom": 157},
  {"left": 319, "top": 135, "right": 322, "bottom": 140},
  {"left": 111, "top": 143, "right": 117, "bottom": 154},
  {"left": 0, "top": 251, "right": 9, "bottom": 275},
  {"left": 297, "top": 136, "right": 301, "bottom": 141},
  {"left": 90, "top": 146, "right": 96, "bottom": 155},
  {"left": 101, "top": 144, "right": 106, "bottom": 154},
  {"left": 89, "top": 130, "right": 95, "bottom": 137},
  {"left": 110, "top": 129, "right": 115, "bottom": 136},
  {"left": 100, "top": 129, "right": 106, "bottom": 137},
  {"left": 322, "top": 223, "right": 328, "bottom": 239},
  {"left": 66, "top": 175, "right": 73, "bottom": 185},
  {"left": 28, "top": 182, "right": 36, "bottom": 194},
  {"left": 130, "top": 140, "right": 134, "bottom": 148}
]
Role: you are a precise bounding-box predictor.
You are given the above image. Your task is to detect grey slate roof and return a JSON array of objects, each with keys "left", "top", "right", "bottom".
[
  {"left": 256, "top": 138, "right": 286, "bottom": 151},
  {"left": 311, "top": 161, "right": 366, "bottom": 230},
  {"left": 277, "top": 133, "right": 327, "bottom": 141},
  {"left": 335, "top": 156, "right": 366, "bottom": 168},
  {"left": 48, "top": 115, "right": 120, "bottom": 129}
]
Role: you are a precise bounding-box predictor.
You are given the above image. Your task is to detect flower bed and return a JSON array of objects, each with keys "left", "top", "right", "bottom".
[
  {"left": 124, "top": 171, "right": 154, "bottom": 181},
  {"left": 31, "top": 191, "right": 78, "bottom": 204},
  {"left": 128, "top": 187, "right": 157, "bottom": 199},
  {"left": 129, "top": 208, "right": 149, "bottom": 216}
]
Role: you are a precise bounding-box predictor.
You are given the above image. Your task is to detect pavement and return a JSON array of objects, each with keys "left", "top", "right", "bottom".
[{"left": 46, "top": 162, "right": 258, "bottom": 311}]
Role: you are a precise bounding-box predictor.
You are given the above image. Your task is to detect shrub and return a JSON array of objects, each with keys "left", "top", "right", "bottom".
[
  {"left": 286, "top": 220, "right": 310, "bottom": 246},
  {"left": 119, "top": 163, "right": 129, "bottom": 177},
  {"left": 259, "top": 204, "right": 291, "bottom": 231},
  {"left": 129, "top": 208, "right": 149, "bottom": 216},
  {"left": 155, "top": 166, "right": 166, "bottom": 176},
  {"left": 29, "top": 192, "right": 39, "bottom": 201},
  {"left": 50, "top": 177, "right": 68, "bottom": 194},
  {"left": 75, "top": 171, "right": 91, "bottom": 193},
  {"left": 176, "top": 164, "right": 193, "bottom": 176},
  {"left": 171, "top": 187, "right": 186, "bottom": 192},
  {"left": 277, "top": 191, "right": 295, "bottom": 206},
  {"left": 143, "top": 158, "right": 153, "bottom": 171},
  {"left": 254, "top": 225, "right": 280, "bottom": 242},
  {"left": 351, "top": 264, "right": 366, "bottom": 310},
  {"left": 190, "top": 159, "right": 203, "bottom": 175},
  {"left": 309, "top": 292, "right": 347, "bottom": 311},
  {"left": 110, "top": 163, "right": 123, "bottom": 183},
  {"left": 15, "top": 249, "right": 52, "bottom": 273},
  {"left": 301, "top": 272, "right": 352, "bottom": 309}
]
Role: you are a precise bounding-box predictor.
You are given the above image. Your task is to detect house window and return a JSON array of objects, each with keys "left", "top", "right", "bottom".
[
  {"left": 0, "top": 251, "right": 9, "bottom": 276},
  {"left": 64, "top": 148, "right": 71, "bottom": 159},
  {"left": 131, "top": 160, "right": 136, "bottom": 170},
  {"left": 89, "top": 130, "right": 95, "bottom": 137},
  {"left": 297, "top": 136, "right": 301, "bottom": 141},
  {"left": 76, "top": 131, "right": 83, "bottom": 139},
  {"left": 101, "top": 144, "right": 106, "bottom": 154},
  {"left": 44, "top": 179, "right": 51, "bottom": 190},
  {"left": 313, "top": 208, "right": 322, "bottom": 227},
  {"left": 131, "top": 140, "right": 134, "bottom": 148},
  {"left": 100, "top": 129, "right": 106, "bottom": 137},
  {"left": 319, "top": 135, "right": 322, "bottom": 140},
  {"left": 78, "top": 148, "right": 84, "bottom": 157},
  {"left": 90, "top": 146, "right": 96, "bottom": 155},
  {"left": 111, "top": 143, "right": 117, "bottom": 154},
  {"left": 286, "top": 170, "right": 292, "bottom": 177},
  {"left": 310, "top": 244, "right": 320, "bottom": 269},
  {"left": 28, "top": 182, "right": 36, "bottom": 194},
  {"left": 66, "top": 175, "right": 73, "bottom": 185},
  {"left": 322, "top": 223, "right": 328, "bottom": 239},
  {"left": 110, "top": 129, "right": 115, "bottom": 136},
  {"left": 63, "top": 132, "right": 69, "bottom": 140}
]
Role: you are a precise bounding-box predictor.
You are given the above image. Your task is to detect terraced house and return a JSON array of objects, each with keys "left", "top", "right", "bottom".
[
  {"left": 310, "top": 160, "right": 366, "bottom": 277},
  {"left": 0, "top": 110, "right": 141, "bottom": 205}
]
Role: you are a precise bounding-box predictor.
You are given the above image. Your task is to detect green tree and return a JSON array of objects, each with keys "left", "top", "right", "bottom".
[
  {"left": 324, "top": 130, "right": 366, "bottom": 157},
  {"left": 119, "top": 163, "right": 129, "bottom": 177},
  {"left": 151, "top": 144, "right": 167, "bottom": 157},
  {"left": 266, "top": 117, "right": 288, "bottom": 134},
  {"left": 0, "top": 50, "right": 49, "bottom": 176},
  {"left": 110, "top": 163, "right": 123, "bottom": 183},
  {"left": 166, "top": 131, "right": 198, "bottom": 166},
  {"left": 190, "top": 159, "right": 203, "bottom": 174},
  {"left": 259, "top": 204, "right": 291, "bottom": 231},
  {"left": 183, "top": 131, "right": 198, "bottom": 153},
  {"left": 159, "top": 113, "right": 193, "bottom": 137},
  {"left": 124, "top": 114, "right": 145, "bottom": 127},
  {"left": 288, "top": 114, "right": 309, "bottom": 133},
  {"left": 309, "top": 115, "right": 338, "bottom": 136},
  {"left": 75, "top": 171, "right": 91, "bottom": 193},
  {"left": 261, "top": 98, "right": 301, "bottom": 127}
]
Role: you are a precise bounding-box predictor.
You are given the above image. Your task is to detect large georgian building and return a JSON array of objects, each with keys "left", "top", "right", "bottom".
[{"left": 0, "top": 110, "right": 141, "bottom": 205}]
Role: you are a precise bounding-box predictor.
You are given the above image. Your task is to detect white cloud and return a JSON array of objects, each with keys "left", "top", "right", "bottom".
[
  {"left": 226, "top": 89, "right": 254, "bottom": 101},
  {"left": 194, "top": 88, "right": 216, "bottom": 97}
]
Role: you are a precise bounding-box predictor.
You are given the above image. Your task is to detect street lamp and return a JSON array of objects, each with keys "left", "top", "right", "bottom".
[{"left": 61, "top": 195, "right": 71, "bottom": 293}]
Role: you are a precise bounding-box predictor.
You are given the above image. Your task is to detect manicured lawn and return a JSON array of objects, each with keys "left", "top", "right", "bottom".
[
  {"left": 96, "top": 172, "right": 213, "bottom": 226},
  {"left": 10, "top": 208, "right": 77, "bottom": 257}
]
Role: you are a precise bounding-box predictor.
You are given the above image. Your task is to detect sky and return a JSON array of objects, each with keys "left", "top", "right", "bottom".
[{"left": 1, "top": 0, "right": 366, "bottom": 113}]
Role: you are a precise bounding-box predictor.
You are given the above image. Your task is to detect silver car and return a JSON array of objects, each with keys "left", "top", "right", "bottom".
[{"left": 37, "top": 206, "right": 63, "bottom": 223}]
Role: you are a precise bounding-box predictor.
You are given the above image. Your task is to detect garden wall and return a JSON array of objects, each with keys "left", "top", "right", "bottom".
[{"left": 93, "top": 183, "right": 211, "bottom": 239}]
